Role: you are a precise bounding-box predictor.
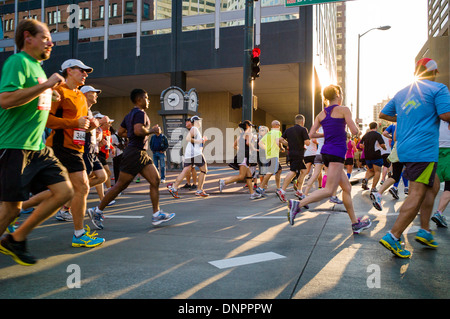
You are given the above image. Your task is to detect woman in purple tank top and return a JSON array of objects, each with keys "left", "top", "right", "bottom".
[{"left": 287, "top": 85, "right": 372, "bottom": 234}]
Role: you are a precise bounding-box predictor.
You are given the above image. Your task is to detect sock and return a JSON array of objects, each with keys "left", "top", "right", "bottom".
[
  {"left": 74, "top": 229, "right": 85, "bottom": 237},
  {"left": 153, "top": 211, "right": 160, "bottom": 217},
  {"left": 95, "top": 207, "right": 103, "bottom": 213},
  {"left": 62, "top": 205, "right": 70, "bottom": 212},
  {"left": 347, "top": 173, "right": 351, "bottom": 179},
  {"left": 388, "top": 231, "right": 399, "bottom": 241}
]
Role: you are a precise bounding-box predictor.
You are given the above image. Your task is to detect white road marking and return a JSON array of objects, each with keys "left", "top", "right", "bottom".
[
  {"left": 103, "top": 215, "right": 145, "bottom": 219},
  {"left": 209, "top": 252, "right": 286, "bottom": 269}
]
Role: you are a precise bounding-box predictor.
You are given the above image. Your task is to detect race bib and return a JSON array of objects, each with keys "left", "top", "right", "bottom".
[
  {"left": 73, "top": 129, "right": 86, "bottom": 145},
  {"left": 37, "top": 77, "right": 52, "bottom": 110}
]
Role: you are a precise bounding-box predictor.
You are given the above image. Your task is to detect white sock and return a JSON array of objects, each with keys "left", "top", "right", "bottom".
[
  {"left": 74, "top": 229, "right": 85, "bottom": 237},
  {"left": 388, "top": 231, "right": 399, "bottom": 241},
  {"left": 153, "top": 211, "right": 160, "bottom": 217},
  {"left": 95, "top": 207, "right": 103, "bottom": 213}
]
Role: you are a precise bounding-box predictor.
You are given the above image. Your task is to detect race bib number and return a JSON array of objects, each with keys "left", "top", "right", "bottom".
[
  {"left": 73, "top": 129, "right": 86, "bottom": 145},
  {"left": 37, "top": 77, "right": 52, "bottom": 110}
]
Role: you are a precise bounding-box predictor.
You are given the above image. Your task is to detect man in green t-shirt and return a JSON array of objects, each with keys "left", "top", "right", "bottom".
[
  {"left": 256, "top": 120, "right": 284, "bottom": 195},
  {"left": 0, "top": 19, "right": 73, "bottom": 266}
]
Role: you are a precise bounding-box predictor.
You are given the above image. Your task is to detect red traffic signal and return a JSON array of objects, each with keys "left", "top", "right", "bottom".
[{"left": 252, "top": 47, "right": 261, "bottom": 58}]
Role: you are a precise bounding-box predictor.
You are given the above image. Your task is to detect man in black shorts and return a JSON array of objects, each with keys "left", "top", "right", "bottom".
[
  {"left": 87, "top": 89, "right": 175, "bottom": 228},
  {"left": 276, "top": 114, "right": 310, "bottom": 202},
  {"left": 359, "top": 122, "right": 386, "bottom": 192},
  {"left": 0, "top": 19, "right": 73, "bottom": 265}
]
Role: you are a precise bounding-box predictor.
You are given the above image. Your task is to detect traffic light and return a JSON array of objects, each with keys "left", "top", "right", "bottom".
[{"left": 251, "top": 47, "right": 261, "bottom": 80}]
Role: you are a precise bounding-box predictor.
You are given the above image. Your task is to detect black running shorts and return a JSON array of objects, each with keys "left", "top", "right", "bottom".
[{"left": 0, "top": 147, "right": 69, "bottom": 202}]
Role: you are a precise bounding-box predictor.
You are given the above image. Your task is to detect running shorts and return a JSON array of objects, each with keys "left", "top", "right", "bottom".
[
  {"left": 0, "top": 147, "right": 69, "bottom": 202},
  {"left": 120, "top": 146, "right": 153, "bottom": 176},
  {"left": 52, "top": 145, "right": 86, "bottom": 173},
  {"left": 289, "top": 157, "right": 306, "bottom": 174},
  {"left": 304, "top": 155, "right": 315, "bottom": 165},
  {"left": 437, "top": 148, "right": 450, "bottom": 182},
  {"left": 83, "top": 152, "right": 104, "bottom": 175},
  {"left": 403, "top": 162, "right": 437, "bottom": 187},
  {"left": 321, "top": 153, "right": 344, "bottom": 167},
  {"left": 344, "top": 157, "right": 354, "bottom": 166},
  {"left": 365, "top": 158, "right": 384, "bottom": 169},
  {"left": 184, "top": 154, "right": 206, "bottom": 168},
  {"left": 267, "top": 157, "right": 282, "bottom": 175}
]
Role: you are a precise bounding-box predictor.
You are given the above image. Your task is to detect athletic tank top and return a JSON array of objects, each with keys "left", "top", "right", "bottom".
[{"left": 320, "top": 104, "right": 347, "bottom": 159}]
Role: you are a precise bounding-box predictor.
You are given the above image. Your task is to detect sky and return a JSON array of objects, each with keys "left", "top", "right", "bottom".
[{"left": 344, "top": 0, "right": 429, "bottom": 123}]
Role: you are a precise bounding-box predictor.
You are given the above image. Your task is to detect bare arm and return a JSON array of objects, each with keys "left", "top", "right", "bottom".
[
  {"left": 134, "top": 123, "right": 159, "bottom": 137},
  {"left": 379, "top": 112, "right": 397, "bottom": 122},
  {"left": 0, "top": 73, "right": 64, "bottom": 110},
  {"left": 309, "top": 113, "right": 324, "bottom": 138},
  {"left": 342, "top": 106, "right": 359, "bottom": 136}
]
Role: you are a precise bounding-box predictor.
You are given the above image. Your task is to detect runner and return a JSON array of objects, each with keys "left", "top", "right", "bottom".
[
  {"left": 218, "top": 120, "right": 261, "bottom": 199},
  {"left": 359, "top": 122, "right": 386, "bottom": 193},
  {"left": 431, "top": 119, "right": 450, "bottom": 228},
  {"left": 276, "top": 114, "right": 310, "bottom": 202},
  {"left": 378, "top": 58, "right": 450, "bottom": 258},
  {"left": 168, "top": 116, "right": 209, "bottom": 198},
  {"left": 256, "top": 120, "right": 284, "bottom": 196},
  {"left": 344, "top": 133, "right": 356, "bottom": 179},
  {"left": 87, "top": 88, "right": 175, "bottom": 228},
  {"left": 287, "top": 84, "right": 371, "bottom": 235},
  {"left": 0, "top": 19, "right": 73, "bottom": 265},
  {"left": 380, "top": 126, "right": 392, "bottom": 184},
  {"left": 46, "top": 59, "right": 105, "bottom": 248}
]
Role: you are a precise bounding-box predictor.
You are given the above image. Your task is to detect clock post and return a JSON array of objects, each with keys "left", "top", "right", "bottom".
[{"left": 159, "top": 86, "right": 200, "bottom": 170}]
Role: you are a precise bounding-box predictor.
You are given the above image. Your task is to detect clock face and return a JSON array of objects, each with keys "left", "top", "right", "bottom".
[
  {"left": 188, "top": 91, "right": 198, "bottom": 111},
  {"left": 164, "top": 88, "right": 184, "bottom": 110}
]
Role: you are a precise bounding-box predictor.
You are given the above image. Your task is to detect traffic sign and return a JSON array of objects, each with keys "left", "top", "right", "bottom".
[{"left": 285, "top": 0, "right": 345, "bottom": 7}]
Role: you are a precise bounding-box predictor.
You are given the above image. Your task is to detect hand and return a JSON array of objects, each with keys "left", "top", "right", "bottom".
[
  {"left": 77, "top": 116, "right": 90, "bottom": 129},
  {"left": 89, "top": 117, "right": 99, "bottom": 129},
  {"left": 51, "top": 90, "right": 61, "bottom": 102},
  {"left": 202, "top": 136, "right": 208, "bottom": 143},
  {"left": 46, "top": 73, "right": 65, "bottom": 89}
]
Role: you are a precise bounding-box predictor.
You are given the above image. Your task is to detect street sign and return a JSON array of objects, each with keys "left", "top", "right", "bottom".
[{"left": 285, "top": 0, "right": 344, "bottom": 7}]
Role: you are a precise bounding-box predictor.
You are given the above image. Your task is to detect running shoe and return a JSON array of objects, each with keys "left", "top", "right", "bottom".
[
  {"left": 0, "top": 234, "right": 36, "bottom": 266},
  {"left": 6, "top": 215, "right": 20, "bottom": 234},
  {"left": 361, "top": 178, "right": 369, "bottom": 190},
  {"left": 55, "top": 209, "right": 73, "bottom": 221},
  {"left": 106, "top": 200, "right": 116, "bottom": 206},
  {"left": 135, "top": 177, "right": 141, "bottom": 183},
  {"left": 431, "top": 211, "right": 448, "bottom": 228},
  {"left": 379, "top": 233, "right": 411, "bottom": 258},
  {"left": 87, "top": 207, "right": 104, "bottom": 230},
  {"left": 287, "top": 199, "right": 301, "bottom": 225},
  {"left": 415, "top": 229, "right": 438, "bottom": 248},
  {"left": 294, "top": 191, "right": 309, "bottom": 209},
  {"left": 195, "top": 190, "right": 209, "bottom": 197},
  {"left": 168, "top": 186, "right": 180, "bottom": 199},
  {"left": 389, "top": 187, "right": 399, "bottom": 200},
  {"left": 404, "top": 187, "right": 409, "bottom": 195},
  {"left": 351, "top": 217, "right": 372, "bottom": 234},
  {"left": 250, "top": 192, "right": 262, "bottom": 200},
  {"left": 72, "top": 226, "right": 105, "bottom": 248},
  {"left": 20, "top": 208, "right": 34, "bottom": 214},
  {"left": 180, "top": 183, "right": 191, "bottom": 189},
  {"left": 276, "top": 189, "right": 287, "bottom": 202},
  {"left": 152, "top": 211, "right": 175, "bottom": 226},
  {"left": 190, "top": 184, "right": 197, "bottom": 191},
  {"left": 219, "top": 179, "right": 225, "bottom": 193},
  {"left": 370, "top": 192, "right": 382, "bottom": 211},
  {"left": 255, "top": 187, "right": 266, "bottom": 197},
  {"left": 329, "top": 196, "right": 343, "bottom": 204}
]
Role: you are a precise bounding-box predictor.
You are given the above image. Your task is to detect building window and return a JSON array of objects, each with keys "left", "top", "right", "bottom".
[
  {"left": 112, "top": 3, "right": 118, "bottom": 17},
  {"left": 143, "top": 3, "right": 150, "bottom": 19},
  {"left": 126, "top": 1, "right": 134, "bottom": 14},
  {"left": 100, "top": 5, "right": 104, "bottom": 19}
]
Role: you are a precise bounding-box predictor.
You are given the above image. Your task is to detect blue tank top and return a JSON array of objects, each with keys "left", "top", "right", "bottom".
[{"left": 320, "top": 104, "right": 347, "bottom": 159}]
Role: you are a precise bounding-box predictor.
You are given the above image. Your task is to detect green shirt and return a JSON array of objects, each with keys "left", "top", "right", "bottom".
[
  {"left": 260, "top": 129, "right": 282, "bottom": 159},
  {"left": 0, "top": 51, "right": 52, "bottom": 150}
]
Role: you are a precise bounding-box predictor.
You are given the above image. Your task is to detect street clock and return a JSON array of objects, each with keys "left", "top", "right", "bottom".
[
  {"left": 161, "top": 86, "right": 184, "bottom": 111},
  {"left": 186, "top": 88, "right": 199, "bottom": 112}
]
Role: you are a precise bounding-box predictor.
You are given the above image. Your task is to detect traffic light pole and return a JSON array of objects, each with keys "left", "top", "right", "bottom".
[{"left": 242, "top": 0, "right": 254, "bottom": 122}]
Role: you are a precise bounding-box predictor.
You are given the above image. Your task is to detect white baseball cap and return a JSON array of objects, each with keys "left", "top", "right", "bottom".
[
  {"left": 80, "top": 85, "right": 101, "bottom": 94},
  {"left": 60, "top": 59, "right": 93, "bottom": 73}
]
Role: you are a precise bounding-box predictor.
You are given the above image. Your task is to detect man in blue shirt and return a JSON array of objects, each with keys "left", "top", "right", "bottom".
[
  {"left": 379, "top": 58, "right": 450, "bottom": 258},
  {"left": 150, "top": 126, "right": 169, "bottom": 183}
]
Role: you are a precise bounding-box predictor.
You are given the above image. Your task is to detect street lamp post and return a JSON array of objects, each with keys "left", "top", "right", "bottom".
[{"left": 356, "top": 25, "right": 391, "bottom": 123}]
